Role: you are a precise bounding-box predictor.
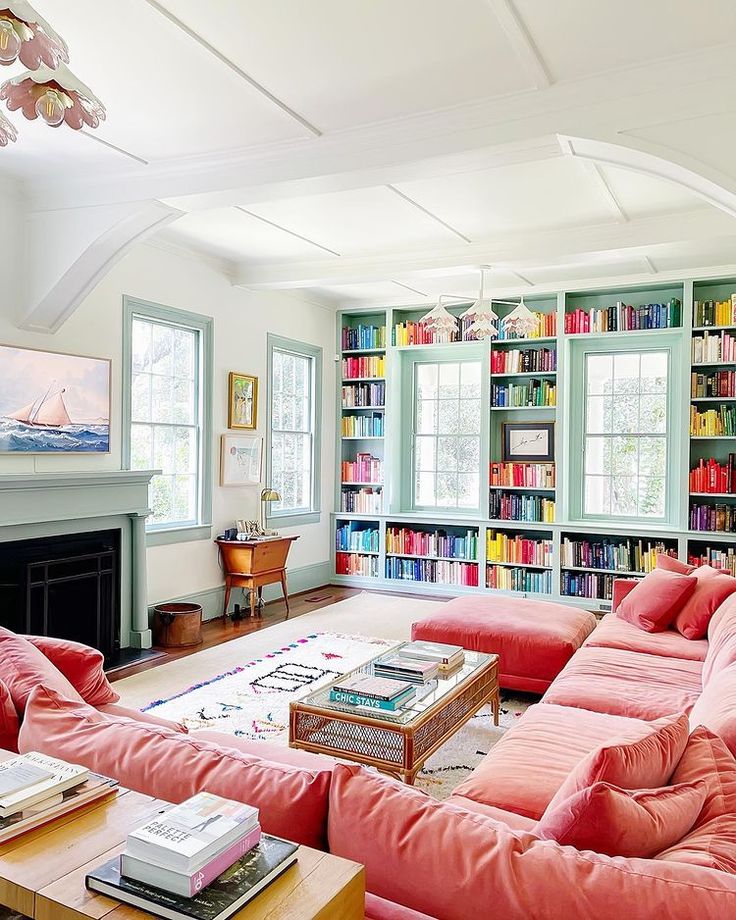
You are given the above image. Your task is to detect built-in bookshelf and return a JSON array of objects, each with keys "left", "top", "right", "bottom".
[{"left": 332, "top": 275, "right": 736, "bottom": 610}]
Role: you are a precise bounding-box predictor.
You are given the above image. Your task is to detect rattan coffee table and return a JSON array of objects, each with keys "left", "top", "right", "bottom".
[{"left": 289, "top": 643, "right": 499, "bottom": 785}]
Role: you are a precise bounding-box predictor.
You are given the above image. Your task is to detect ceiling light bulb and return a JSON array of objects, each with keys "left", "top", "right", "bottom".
[
  {"left": 34, "top": 87, "right": 65, "bottom": 126},
  {"left": 0, "top": 19, "right": 21, "bottom": 64}
]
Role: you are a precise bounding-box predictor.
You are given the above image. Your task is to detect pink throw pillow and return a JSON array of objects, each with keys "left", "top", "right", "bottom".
[
  {"left": 25, "top": 635, "right": 119, "bottom": 707},
  {"left": 656, "top": 727, "right": 736, "bottom": 873},
  {"left": 673, "top": 566, "right": 736, "bottom": 640},
  {"left": 536, "top": 780, "right": 705, "bottom": 857},
  {"left": 0, "top": 627, "right": 83, "bottom": 712},
  {"left": 656, "top": 554, "right": 696, "bottom": 575},
  {"left": 545, "top": 711, "right": 690, "bottom": 813},
  {"left": 0, "top": 680, "right": 20, "bottom": 753},
  {"left": 688, "top": 665, "right": 736, "bottom": 756},
  {"left": 617, "top": 569, "right": 697, "bottom": 632},
  {"left": 19, "top": 685, "right": 333, "bottom": 850}
]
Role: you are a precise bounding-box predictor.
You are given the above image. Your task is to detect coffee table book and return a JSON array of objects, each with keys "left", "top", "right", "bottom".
[
  {"left": 0, "top": 772, "right": 118, "bottom": 844},
  {"left": 86, "top": 835, "right": 299, "bottom": 920},
  {"left": 0, "top": 752, "right": 89, "bottom": 817}
]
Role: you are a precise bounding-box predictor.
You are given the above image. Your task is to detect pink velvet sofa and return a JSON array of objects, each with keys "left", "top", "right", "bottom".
[{"left": 4, "top": 583, "right": 736, "bottom": 919}]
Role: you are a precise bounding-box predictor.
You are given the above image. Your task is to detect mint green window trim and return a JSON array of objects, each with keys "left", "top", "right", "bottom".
[
  {"left": 399, "top": 343, "right": 488, "bottom": 516},
  {"left": 266, "top": 334, "right": 323, "bottom": 528},
  {"left": 122, "top": 296, "right": 213, "bottom": 547},
  {"left": 567, "top": 332, "right": 683, "bottom": 527}
]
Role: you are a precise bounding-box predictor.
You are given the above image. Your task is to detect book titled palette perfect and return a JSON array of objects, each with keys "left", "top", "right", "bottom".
[{"left": 86, "top": 836, "right": 298, "bottom": 920}]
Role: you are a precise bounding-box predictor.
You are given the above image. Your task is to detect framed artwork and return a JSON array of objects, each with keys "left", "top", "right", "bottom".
[
  {"left": 0, "top": 343, "right": 111, "bottom": 454},
  {"left": 228, "top": 372, "right": 258, "bottom": 430},
  {"left": 502, "top": 421, "right": 555, "bottom": 463},
  {"left": 220, "top": 434, "right": 263, "bottom": 486}
]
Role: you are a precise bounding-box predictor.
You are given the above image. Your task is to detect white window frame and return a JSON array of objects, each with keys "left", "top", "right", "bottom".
[{"left": 266, "top": 334, "right": 322, "bottom": 527}]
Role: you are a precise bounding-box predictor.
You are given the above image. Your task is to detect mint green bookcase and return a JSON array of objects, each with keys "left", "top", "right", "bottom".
[{"left": 332, "top": 275, "right": 736, "bottom": 612}]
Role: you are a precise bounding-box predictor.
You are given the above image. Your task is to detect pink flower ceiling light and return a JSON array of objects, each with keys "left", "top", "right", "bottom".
[
  {"left": 0, "top": 2, "right": 104, "bottom": 144},
  {"left": 461, "top": 268, "right": 499, "bottom": 340}
]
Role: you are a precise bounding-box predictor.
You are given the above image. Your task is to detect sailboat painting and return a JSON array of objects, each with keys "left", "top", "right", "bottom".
[{"left": 0, "top": 344, "right": 110, "bottom": 453}]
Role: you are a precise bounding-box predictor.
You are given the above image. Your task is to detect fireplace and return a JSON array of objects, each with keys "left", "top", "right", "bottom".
[{"left": 0, "top": 530, "right": 121, "bottom": 660}]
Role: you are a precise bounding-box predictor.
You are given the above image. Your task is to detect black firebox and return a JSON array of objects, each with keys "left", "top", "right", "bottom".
[{"left": 0, "top": 530, "right": 120, "bottom": 661}]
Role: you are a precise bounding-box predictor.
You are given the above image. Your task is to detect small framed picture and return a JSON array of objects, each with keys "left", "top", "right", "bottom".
[
  {"left": 228, "top": 372, "right": 258, "bottom": 430},
  {"left": 502, "top": 422, "right": 555, "bottom": 462},
  {"left": 220, "top": 434, "right": 263, "bottom": 486}
]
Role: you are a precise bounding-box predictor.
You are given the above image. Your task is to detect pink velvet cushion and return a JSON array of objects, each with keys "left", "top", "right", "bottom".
[
  {"left": 25, "top": 635, "right": 119, "bottom": 707},
  {"left": 545, "top": 711, "right": 690, "bottom": 814},
  {"left": 689, "top": 665, "right": 736, "bottom": 757},
  {"left": 0, "top": 627, "right": 83, "bottom": 712},
  {"left": 0, "top": 680, "right": 20, "bottom": 753},
  {"left": 98, "top": 703, "right": 187, "bottom": 734},
  {"left": 673, "top": 566, "right": 736, "bottom": 641},
  {"left": 584, "top": 613, "right": 708, "bottom": 661},
  {"left": 19, "top": 685, "right": 334, "bottom": 850},
  {"left": 656, "top": 727, "right": 736, "bottom": 874},
  {"left": 656, "top": 554, "right": 696, "bottom": 575},
  {"left": 616, "top": 569, "right": 697, "bottom": 632},
  {"left": 536, "top": 780, "right": 705, "bottom": 857},
  {"left": 703, "top": 594, "right": 736, "bottom": 685}
]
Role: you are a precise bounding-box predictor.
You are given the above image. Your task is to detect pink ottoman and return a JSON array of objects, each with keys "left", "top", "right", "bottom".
[{"left": 411, "top": 596, "right": 596, "bottom": 694}]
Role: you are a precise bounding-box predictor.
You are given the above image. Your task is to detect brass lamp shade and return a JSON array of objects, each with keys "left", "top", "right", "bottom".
[{"left": 260, "top": 488, "right": 281, "bottom": 502}]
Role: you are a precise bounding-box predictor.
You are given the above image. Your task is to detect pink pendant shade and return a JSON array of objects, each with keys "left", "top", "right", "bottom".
[
  {"left": 1, "top": 64, "right": 105, "bottom": 130},
  {"left": 0, "top": 109, "right": 15, "bottom": 144},
  {"left": 0, "top": 2, "right": 68, "bottom": 70}
]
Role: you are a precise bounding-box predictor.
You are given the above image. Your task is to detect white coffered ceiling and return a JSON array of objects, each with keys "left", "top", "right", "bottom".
[{"left": 4, "top": 0, "right": 736, "bottom": 309}]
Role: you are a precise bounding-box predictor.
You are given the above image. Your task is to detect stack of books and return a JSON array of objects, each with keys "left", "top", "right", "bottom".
[
  {"left": 0, "top": 752, "right": 117, "bottom": 843},
  {"left": 399, "top": 641, "right": 465, "bottom": 674},
  {"left": 374, "top": 654, "right": 439, "bottom": 683},
  {"left": 87, "top": 792, "right": 298, "bottom": 920},
  {"left": 330, "top": 674, "right": 416, "bottom": 711}
]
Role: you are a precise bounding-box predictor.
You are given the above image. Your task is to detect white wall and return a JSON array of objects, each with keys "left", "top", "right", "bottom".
[{"left": 0, "top": 242, "right": 336, "bottom": 606}]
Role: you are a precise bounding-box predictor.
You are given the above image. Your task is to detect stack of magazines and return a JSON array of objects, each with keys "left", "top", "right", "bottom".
[
  {"left": 399, "top": 641, "right": 465, "bottom": 674},
  {"left": 0, "top": 752, "right": 117, "bottom": 843},
  {"left": 374, "top": 654, "right": 439, "bottom": 683},
  {"left": 86, "top": 792, "right": 298, "bottom": 920}
]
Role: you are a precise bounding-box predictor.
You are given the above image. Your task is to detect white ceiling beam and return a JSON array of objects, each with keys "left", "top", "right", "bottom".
[
  {"left": 643, "top": 255, "right": 658, "bottom": 274},
  {"left": 386, "top": 185, "right": 473, "bottom": 243},
  {"left": 485, "top": 0, "right": 551, "bottom": 90},
  {"left": 29, "top": 46, "right": 736, "bottom": 212},
  {"left": 232, "top": 208, "right": 736, "bottom": 289},
  {"left": 234, "top": 206, "right": 341, "bottom": 257},
  {"left": 392, "top": 280, "right": 429, "bottom": 297},
  {"left": 80, "top": 131, "right": 150, "bottom": 166},
  {"left": 143, "top": 0, "right": 321, "bottom": 138}
]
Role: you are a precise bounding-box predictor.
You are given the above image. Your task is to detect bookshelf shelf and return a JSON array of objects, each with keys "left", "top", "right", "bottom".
[
  {"left": 341, "top": 376, "right": 386, "bottom": 383},
  {"left": 489, "top": 485, "right": 556, "bottom": 492},
  {"left": 561, "top": 564, "right": 646, "bottom": 576},
  {"left": 691, "top": 435, "right": 736, "bottom": 440},
  {"left": 336, "top": 549, "right": 380, "bottom": 556},
  {"left": 386, "top": 552, "right": 478, "bottom": 563},
  {"left": 691, "top": 397, "right": 736, "bottom": 403},
  {"left": 492, "top": 336, "right": 557, "bottom": 346},
  {"left": 342, "top": 481, "right": 383, "bottom": 487},
  {"left": 341, "top": 436, "right": 384, "bottom": 440},
  {"left": 487, "top": 560, "right": 554, "bottom": 570},
  {"left": 491, "top": 371, "right": 557, "bottom": 378},
  {"left": 692, "top": 362, "right": 736, "bottom": 368},
  {"left": 693, "top": 325, "right": 736, "bottom": 332},
  {"left": 690, "top": 493, "right": 736, "bottom": 498},
  {"left": 341, "top": 405, "right": 385, "bottom": 411},
  {"left": 341, "top": 348, "right": 386, "bottom": 354},
  {"left": 490, "top": 405, "right": 556, "bottom": 411}
]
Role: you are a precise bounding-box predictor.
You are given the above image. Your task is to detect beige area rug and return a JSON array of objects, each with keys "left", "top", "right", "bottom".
[{"left": 115, "top": 592, "right": 533, "bottom": 798}]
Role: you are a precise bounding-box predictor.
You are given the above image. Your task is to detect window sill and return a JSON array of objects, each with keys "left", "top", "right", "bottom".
[
  {"left": 146, "top": 524, "right": 213, "bottom": 547},
  {"left": 268, "top": 511, "right": 321, "bottom": 528}
]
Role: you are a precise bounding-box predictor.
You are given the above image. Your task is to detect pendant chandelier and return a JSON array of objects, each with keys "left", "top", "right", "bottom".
[
  {"left": 0, "top": 1, "right": 68, "bottom": 70},
  {"left": 420, "top": 295, "right": 460, "bottom": 337},
  {"left": 0, "top": 2, "right": 105, "bottom": 144},
  {"left": 461, "top": 268, "right": 498, "bottom": 340},
  {"left": 503, "top": 295, "right": 539, "bottom": 338}
]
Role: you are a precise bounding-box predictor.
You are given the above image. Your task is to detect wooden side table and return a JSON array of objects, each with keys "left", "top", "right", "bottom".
[
  {"left": 216, "top": 536, "right": 299, "bottom": 620},
  {"left": 0, "top": 763, "right": 365, "bottom": 919}
]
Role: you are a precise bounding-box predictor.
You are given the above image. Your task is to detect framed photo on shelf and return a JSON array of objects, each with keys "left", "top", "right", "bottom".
[
  {"left": 228, "top": 372, "right": 258, "bottom": 430},
  {"left": 220, "top": 434, "right": 263, "bottom": 486},
  {"left": 502, "top": 421, "right": 555, "bottom": 463}
]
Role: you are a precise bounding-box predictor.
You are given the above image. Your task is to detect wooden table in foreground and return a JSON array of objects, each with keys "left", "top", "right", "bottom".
[
  {"left": 290, "top": 646, "right": 500, "bottom": 785},
  {"left": 0, "top": 766, "right": 365, "bottom": 920}
]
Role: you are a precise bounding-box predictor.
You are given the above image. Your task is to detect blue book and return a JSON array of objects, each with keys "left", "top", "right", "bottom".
[{"left": 329, "top": 687, "right": 415, "bottom": 711}]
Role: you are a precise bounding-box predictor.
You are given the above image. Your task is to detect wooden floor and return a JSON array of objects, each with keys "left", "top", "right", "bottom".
[{"left": 108, "top": 584, "right": 384, "bottom": 683}]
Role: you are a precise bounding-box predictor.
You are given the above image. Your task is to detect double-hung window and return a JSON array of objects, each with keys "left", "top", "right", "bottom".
[
  {"left": 571, "top": 338, "right": 681, "bottom": 524},
  {"left": 267, "top": 335, "right": 322, "bottom": 526},
  {"left": 123, "top": 298, "right": 213, "bottom": 543},
  {"left": 410, "top": 357, "right": 483, "bottom": 512}
]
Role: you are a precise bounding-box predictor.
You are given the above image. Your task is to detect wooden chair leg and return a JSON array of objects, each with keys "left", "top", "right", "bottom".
[
  {"left": 222, "top": 580, "right": 232, "bottom": 619},
  {"left": 249, "top": 586, "right": 257, "bottom": 619},
  {"left": 281, "top": 571, "right": 290, "bottom": 619}
]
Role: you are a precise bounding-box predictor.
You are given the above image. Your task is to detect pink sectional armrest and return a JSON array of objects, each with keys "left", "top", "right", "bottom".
[
  {"left": 612, "top": 578, "right": 639, "bottom": 612},
  {"left": 365, "top": 893, "right": 438, "bottom": 920}
]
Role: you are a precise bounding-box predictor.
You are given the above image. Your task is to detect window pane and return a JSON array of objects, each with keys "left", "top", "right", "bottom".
[
  {"left": 582, "top": 350, "right": 668, "bottom": 520},
  {"left": 270, "top": 347, "right": 316, "bottom": 516},
  {"left": 130, "top": 316, "right": 203, "bottom": 530},
  {"left": 412, "top": 360, "right": 481, "bottom": 510}
]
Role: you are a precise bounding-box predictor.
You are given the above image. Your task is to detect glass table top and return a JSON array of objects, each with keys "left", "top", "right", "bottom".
[{"left": 299, "top": 642, "right": 494, "bottom": 725}]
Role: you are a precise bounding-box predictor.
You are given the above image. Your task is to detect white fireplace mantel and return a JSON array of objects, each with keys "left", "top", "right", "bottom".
[{"left": 0, "top": 470, "right": 158, "bottom": 648}]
